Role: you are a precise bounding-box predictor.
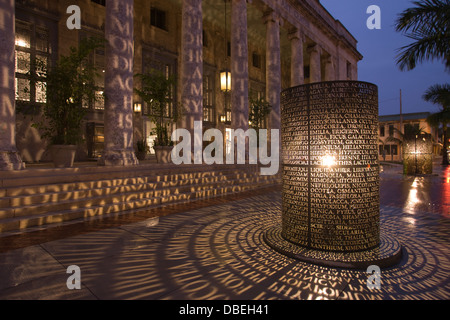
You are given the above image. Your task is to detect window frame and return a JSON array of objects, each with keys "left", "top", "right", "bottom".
[
  {"left": 14, "top": 20, "right": 51, "bottom": 108},
  {"left": 252, "top": 52, "right": 261, "bottom": 69},
  {"left": 150, "top": 7, "right": 168, "bottom": 31},
  {"left": 379, "top": 125, "right": 385, "bottom": 137},
  {"left": 14, "top": 8, "right": 58, "bottom": 113},
  {"left": 141, "top": 46, "right": 178, "bottom": 119},
  {"left": 79, "top": 31, "right": 106, "bottom": 111},
  {"left": 203, "top": 65, "right": 216, "bottom": 125}
]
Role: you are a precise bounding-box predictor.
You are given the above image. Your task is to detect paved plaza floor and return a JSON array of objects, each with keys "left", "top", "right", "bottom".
[{"left": 0, "top": 163, "right": 449, "bottom": 302}]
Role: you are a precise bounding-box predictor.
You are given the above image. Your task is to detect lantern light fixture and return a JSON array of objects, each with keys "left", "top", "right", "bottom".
[
  {"left": 134, "top": 103, "right": 142, "bottom": 113},
  {"left": 220, "top": 69, "right": 231, "bottom": 92}
]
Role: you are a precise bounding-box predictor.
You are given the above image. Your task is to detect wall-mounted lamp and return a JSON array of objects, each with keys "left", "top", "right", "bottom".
[
  {"left": 134, "top": 103, "right": 142, "bottom": 113},
  {"left": 220, "top": 70, "right": 231, "bottom": 92},
  {"left": 220, "top": 114, "right": 227, "bottom": 123}
]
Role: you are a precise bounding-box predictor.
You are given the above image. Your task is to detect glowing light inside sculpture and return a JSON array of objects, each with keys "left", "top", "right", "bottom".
[{"left": 322, "top": 155, "right": 336, "bottom": 167}]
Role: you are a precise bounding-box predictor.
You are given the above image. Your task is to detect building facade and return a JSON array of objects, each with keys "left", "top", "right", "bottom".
[
  {"left": 1, "top": 0, "right": 362, "bottom": 168},
  {"left": 378, "top": 112, "right": 441, "bottom": 162}
]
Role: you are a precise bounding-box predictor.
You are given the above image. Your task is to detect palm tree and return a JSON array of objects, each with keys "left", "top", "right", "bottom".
[
  {"left": 395, "top": 0, "right": 450, "bottom": 71},
  {"left": 386, "top": 125, "right": 428, "bottom": 146},
  {"left": 423, "top": 83, "right": 450, "bottom": 165}
]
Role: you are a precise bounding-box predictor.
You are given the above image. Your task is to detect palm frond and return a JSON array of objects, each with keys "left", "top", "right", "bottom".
[
  {"left": 396, "top": 0, "right": 450, "bottom": 33},
  {"left": 395, "top": 0, "right": 450, "bottom": 71},
  {"left": 395, "top": 32, "right": 450, "bottom": 71},
  {"left": 423, "top": 83, "right": 450, "bottom": 108}
]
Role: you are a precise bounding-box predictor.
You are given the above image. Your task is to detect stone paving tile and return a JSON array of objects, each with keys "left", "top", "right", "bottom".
[
  {"left": 0, "top": 245, "right": 95, "bottom": 299},
  {"left": 41, "top": 227, "right": 155, "bottom": 266},
  {"left": 0, "top": 167, "right": 449, "bottom": 300},
  {"left": 66, "top": 245, "right": 177, "bottom": 300},
  {"left": 0, "top": 245, "right": 63, "bottom": 291}
]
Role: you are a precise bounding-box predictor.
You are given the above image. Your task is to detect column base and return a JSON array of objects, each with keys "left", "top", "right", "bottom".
[
  {"left": 98, "top": 150, "right": 139, "bottom": 166},
  {"left": 0, "top": 151, "right": 25, "bottom": 171}
]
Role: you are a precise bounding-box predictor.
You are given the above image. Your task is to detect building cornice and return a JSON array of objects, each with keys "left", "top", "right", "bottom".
[{"left": 259, "top": 0, "right": 362, "bottom": 61}]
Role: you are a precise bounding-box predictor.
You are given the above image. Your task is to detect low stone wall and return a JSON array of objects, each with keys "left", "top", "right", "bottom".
[{"left": 0, "top": 163, "right": 281, "bottom": 234}]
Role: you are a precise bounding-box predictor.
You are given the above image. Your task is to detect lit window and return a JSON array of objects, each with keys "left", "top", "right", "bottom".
[
  {"left": 15, "top": 20, "right": 50, "bottom": 104},
  {"left": 80, "top": 33, "right": 105, "bottom": 110},
  {"left": 203, "top": 74, "right": 215, "bottom": 123}
]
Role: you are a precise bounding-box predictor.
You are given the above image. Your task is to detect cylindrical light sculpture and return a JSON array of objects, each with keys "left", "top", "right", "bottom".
[{"left": 280, "top": 81, "right": 380, "bottom": 252}]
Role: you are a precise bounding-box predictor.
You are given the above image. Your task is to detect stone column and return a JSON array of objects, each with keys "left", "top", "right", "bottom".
[
  {"left": 230, "top": 0, "right": 249, "bottom": 130},
  {"left": 99, "top": 0, "right": 138, "bottom": 166},
  {"left": 336, "top": 40, "right": 345, "bottom": 80},
  {"left": 264, "top": 11, "right": 281, "bottom": 131},
  {"left": 179, "top": 0, "right": 203, "bottom": 138},
  {"left": 0, "top": 0, "right": 25, "bottom": 170},
  {"left": 324, "top": 56, "right": 335, "bottom": 81},
  {"left": 288, "top": 28, "right": 304, "bottom": 87},
  {"left": 308, "top": 44, "right": 321, "bottom": 83}
]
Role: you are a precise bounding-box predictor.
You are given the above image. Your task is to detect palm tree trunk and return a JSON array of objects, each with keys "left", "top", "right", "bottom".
[{"left": 443, "top": 124, "right": 449, "bottom": 165}]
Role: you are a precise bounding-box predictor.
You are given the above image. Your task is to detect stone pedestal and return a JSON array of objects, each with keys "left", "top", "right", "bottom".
[
  {"left": 0, "top": 0, "right": 25, "bottom": 171},
  {"left": 98, "top": 0, "right": 138, "bottom": 166},
  {"left": 0, "top": 152, "right": 25, "bottom": 171},
  {"left": 264, "top": 81, "right": 402, "bottom": 269}
]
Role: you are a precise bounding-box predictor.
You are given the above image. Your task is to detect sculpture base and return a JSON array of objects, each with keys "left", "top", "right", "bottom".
[{"left": 264, "top": 227, "right": 402, "bottom": 270}]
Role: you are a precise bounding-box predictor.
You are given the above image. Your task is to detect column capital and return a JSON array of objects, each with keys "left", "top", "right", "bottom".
[
  {"left": 307, "top": 43, "right": 321, "bottom": 55},
  {"left": 263, "top": 10, "right": 283, "bottom": 26},
  {"left": 288, "top": 27, "right": 305, "bottom": 42}
]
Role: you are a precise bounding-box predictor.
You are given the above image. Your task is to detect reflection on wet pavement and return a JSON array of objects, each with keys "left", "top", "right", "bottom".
[{"left": 380, "top": 165, "right": 449, "bottom": 217}]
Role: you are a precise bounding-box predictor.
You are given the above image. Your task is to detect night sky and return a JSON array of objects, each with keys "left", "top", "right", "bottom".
[{"left": 320, "top": 0, "right": 449, "bottom": 116}]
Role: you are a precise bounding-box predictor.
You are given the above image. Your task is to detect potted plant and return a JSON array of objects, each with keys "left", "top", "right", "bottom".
[
  {"left": 136, "top": 138, "right": 149, "bottom": 160},
  {"left": 31, "top": 37, "right": 104, "bottom": 167},
  {"left": 249, "top": 97, "right": 272, "bottom": 132},
  {"left": 134, "top": 69, "right": 181, "bottom": 163},
  {"left": 249, "top": 97, "right": 272, "bottom": 158}
]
